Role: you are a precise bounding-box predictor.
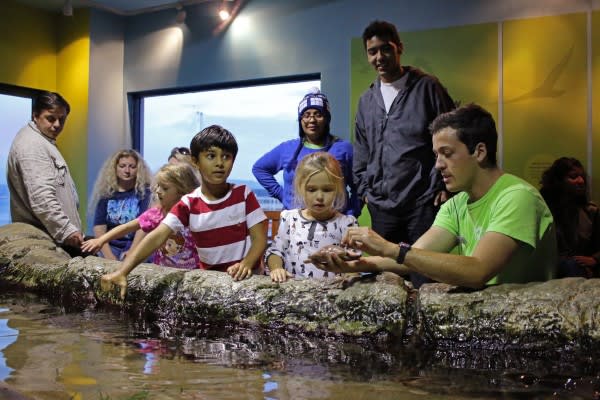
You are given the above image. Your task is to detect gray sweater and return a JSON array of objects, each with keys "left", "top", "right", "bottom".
[{"left": 7, "top": 122, "right": 82, "bottom": 243}]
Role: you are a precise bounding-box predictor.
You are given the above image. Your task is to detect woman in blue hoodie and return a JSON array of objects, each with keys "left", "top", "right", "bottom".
[{"left": 252, "top": 89, "right": 360, "bottom": 216}]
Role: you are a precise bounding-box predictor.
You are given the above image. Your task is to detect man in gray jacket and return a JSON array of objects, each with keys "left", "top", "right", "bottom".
[
  {"left": 7, "top": 91, "right": 84, "bottom": 256},
  {"left": 354, "top": 20, "right": 455, "bottom": 288}
]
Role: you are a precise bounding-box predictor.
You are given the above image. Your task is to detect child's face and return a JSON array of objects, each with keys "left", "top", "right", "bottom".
[
  {"left": 155, "top": 180, "right": 182, "bottom": 210},
  {"left": 194, "top": 146, "right": 234, "bottom": 186},
  {"left": 303, "top": 170, "right": 337, "bottom": 220}
]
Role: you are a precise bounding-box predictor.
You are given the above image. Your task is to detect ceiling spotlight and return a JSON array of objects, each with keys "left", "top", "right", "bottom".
[
  {"left": 62, "top": 0, "right": 73, "bottom": 16},
  {"left": 175, "top": 4, "right": 186, "bottom": 24},
  {"left": 218, "top": 8, "right": 230, "bottom": 21}
]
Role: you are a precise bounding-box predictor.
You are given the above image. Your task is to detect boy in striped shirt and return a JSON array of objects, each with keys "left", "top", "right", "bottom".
[{"left": 101, "top": 125, "right": 267, "bottom": 298}]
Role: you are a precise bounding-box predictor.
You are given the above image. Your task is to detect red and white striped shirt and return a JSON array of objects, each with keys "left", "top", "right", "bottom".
[{"left": 162, "top": 184, "right": 266, "bottom": 271}]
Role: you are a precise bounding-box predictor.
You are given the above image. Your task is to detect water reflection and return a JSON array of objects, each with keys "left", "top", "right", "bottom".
[
  {"left": 0, "top": 307, "right": 17, "bottom": 380},
  {"left": 0, "top": 291, "right": 598, "bottom": 399}
]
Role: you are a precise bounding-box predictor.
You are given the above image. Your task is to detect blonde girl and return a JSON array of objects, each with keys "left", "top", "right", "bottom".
[
  {"left": 265, "top": 152, "right": 358, "bottom": 282},
  {"left": 89, "top": 149, "right": 153, "bottom": 260},
  {"left": 83, "top": 163, "right": 201, "bottom": 269}
]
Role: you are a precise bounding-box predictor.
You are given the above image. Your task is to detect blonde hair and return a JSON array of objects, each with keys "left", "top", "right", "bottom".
[
  {"left": 89, "top": 149, "right": 153, "bottom": 213},
  {"left": 153, "top": 163, "right": 201, "bottom": 210},
  {"left": 293, "top": 152, "right": 346, "bottom": 211}
]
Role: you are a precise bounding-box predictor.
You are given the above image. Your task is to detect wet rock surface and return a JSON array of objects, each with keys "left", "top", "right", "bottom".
[{"left": 0, "top": 223, "right": 598, "bottom": 352}]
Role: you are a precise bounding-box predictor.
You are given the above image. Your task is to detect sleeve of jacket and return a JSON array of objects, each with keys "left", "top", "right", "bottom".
[
  {"left": 353, "top": 102, "right": 369, "bottom": 203},
  {"left": 431, "top": 80, "right": 455, "bottom": 115},
  {"left": 429, "top": 79, "right": 456, "bottom": 192},
  {"left": 342, "top": 142, "right": 362, "bottom": 217},
  {"left": 18, "top": 149, "right": 79, "bottom": 243},
  {"left": 252, "top": 143, "right": 286, "bottom": 202}
]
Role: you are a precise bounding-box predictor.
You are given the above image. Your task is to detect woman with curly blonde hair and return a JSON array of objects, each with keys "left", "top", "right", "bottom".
[{"left": 90, "top": 149, "right": 152, "bottom": 260}]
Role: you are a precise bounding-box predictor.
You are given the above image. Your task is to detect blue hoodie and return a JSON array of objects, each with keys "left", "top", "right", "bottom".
[{"left": 252, "top": 136, "right": 361, "bottom": 216}]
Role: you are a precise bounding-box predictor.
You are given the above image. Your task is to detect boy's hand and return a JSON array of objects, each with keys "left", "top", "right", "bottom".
[
  {"left": 100, "top": 271, "right": 128, "bottom": 300},
  {"left": 269, "top": 267, "right": 292, "bottom": 283},
  {"left": 227, "top": 262, "right": 253, "bottom": 281},
  {"left": 81, "top": 238, "right": 102, "bottom": 254}
]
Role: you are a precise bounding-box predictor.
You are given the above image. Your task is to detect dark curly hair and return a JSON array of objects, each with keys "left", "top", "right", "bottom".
[{"left": 540, "top": 157, "right": 587, "bottom": 207}]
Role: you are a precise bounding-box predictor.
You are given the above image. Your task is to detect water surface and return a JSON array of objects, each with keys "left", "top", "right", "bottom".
[{"left": 0, "top": 291, "right": 597, "bottom": 399}]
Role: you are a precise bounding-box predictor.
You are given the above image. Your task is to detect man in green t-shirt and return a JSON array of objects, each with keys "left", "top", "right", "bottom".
[{"left": 313, "top": 104, "right": 557, "bottom": 288}]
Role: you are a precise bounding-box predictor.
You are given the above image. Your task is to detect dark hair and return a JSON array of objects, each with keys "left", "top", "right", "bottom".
[
  {"left": 168, "top": 146, "right": 191, "bottom": 161},
  {"left": 540, "top": 157, "right": 587, "bottom": 203},
  {"left": 429, "top": 103, "right": 498, "bottom": 167},
  {"left": 189, "top": 125, "right": 238, "bottom": 159},
  {"left": 33, "top": 91, "right": 70, "bottom": 116},
  {"left": 539, "top": 157, "right": 588, "bottom": 254},
  {"left": 362, "top": 20, "right": 401, "bottom": 48}
]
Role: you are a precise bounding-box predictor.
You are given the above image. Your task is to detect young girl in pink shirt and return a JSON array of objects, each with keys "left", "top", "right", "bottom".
[{"left": 82, "top": 163, "right": 200, "bottom": 269}]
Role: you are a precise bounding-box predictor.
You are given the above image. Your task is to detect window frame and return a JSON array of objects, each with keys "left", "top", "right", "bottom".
[{"left": 128, "top": 73, "right": 321, "bottom": 151}]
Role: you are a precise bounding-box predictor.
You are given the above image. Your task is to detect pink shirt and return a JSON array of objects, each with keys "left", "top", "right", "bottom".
[{"left": 138, "top": 207, "right": 199, "bottom": 269}]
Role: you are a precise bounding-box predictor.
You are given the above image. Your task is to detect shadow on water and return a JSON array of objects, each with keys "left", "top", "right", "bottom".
[{"left": 0, "top": 290, "right": 599, "bottom": 399}]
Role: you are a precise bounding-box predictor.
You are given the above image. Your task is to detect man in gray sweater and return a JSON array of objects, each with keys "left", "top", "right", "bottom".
[{"left": 7, "top": 91, "right": 84, "bottom": 256}]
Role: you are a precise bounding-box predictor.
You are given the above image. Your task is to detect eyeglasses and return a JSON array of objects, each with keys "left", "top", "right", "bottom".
[
  {"left": 301, "top": 112, "right": 324, "bottom": 122},
  {"left": 170, "top": 147, "right": 190, "bottom": 157}
]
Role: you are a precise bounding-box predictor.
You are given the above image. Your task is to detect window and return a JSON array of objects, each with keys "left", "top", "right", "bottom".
[
  {"left": 136, "top": 76, "right": 320, "bottom": 210},
  {"left": 0, "top": 88, "right": 36, "bottom": 225}
]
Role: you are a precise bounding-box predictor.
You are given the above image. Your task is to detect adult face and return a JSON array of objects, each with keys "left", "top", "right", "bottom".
[
  {"left": 565, "top": 166, "right": 586, "bottom": 198},
  {"left": 365, "top": 35, "right": 403, "bottom": 83},
  {"left": 303, "top": 170, "right": 337, "bottom": 220},
  {"left": 116, "top": 156, "right": 138, "bottom": 188},
  {"left": 33, "top": 107, "right": 68, "bottom": 140},
  {"left": 433, "top": 127, "right": 479, "bottom": 195},
  {"left": 300, "top": 108, "right": 327, "bottom": 144}
]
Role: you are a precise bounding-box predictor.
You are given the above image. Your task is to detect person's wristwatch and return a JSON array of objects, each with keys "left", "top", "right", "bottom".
[{"left": 396, "top": 242, "right": 412, "bottom": 265}]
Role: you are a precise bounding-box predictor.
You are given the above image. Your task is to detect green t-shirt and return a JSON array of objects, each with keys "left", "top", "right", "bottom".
[{"left": 433, "top": 173, "right": 557, "bottom": 285}]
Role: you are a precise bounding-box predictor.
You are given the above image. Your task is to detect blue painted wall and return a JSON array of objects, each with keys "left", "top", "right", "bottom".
[{"left": 115, "top": 0, "right": 595, "bottom": 146}]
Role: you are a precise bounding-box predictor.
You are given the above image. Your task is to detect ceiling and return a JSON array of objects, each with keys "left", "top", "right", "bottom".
[{"left": 12, "top": 0, "right": 234, "bottom": 16}]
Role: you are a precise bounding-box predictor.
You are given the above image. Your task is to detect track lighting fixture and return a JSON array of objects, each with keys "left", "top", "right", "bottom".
[
  {"left": 218, "top": 2, "right": 230, "bottom": 21},
  {"left": 63, "top": 0, "right": 73, "bottom": 16},
  {"left": 175, "top": 3, "right": 186, "bottom": 24}
]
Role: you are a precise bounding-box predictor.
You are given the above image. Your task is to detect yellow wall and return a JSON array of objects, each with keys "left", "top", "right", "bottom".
[
  {"left": 352, "top": 12, "right": 600, "bottom": 207},
  {"left": 57, "top": 14, "right": 90, "bottom": 223},
  {"left": 1, "top": 0, "right": 90, "bottom": 226},
  {"left": 0, "top": 1, "right": 57, "bottom": 90}
]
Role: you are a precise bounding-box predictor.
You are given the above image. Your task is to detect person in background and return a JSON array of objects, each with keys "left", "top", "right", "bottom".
[
  {"left": 252, "top": 89, "right": 360, "bottom": 216},
  {"left": 89, "top": 149, "right": 152, "bottom": 260},
  {"left": 7, "top": 91, "right": 84, "bottom": 257},
  {"left": 82, "top": 163, "right": 200, "bottom": 269},
  {"left": 313, "top": 104, "right": 557, "bottom": 289},
  {"left": 101, "top": 125, "right": 267, "bottom": 299},
  {"left": 168, "top": 146, "right": 192, "bottom": 164},
  {"left": 540, "top": 157, "right": 600, "bottom": 278},
  {"left": 354, "top": 20, "right": 455, "bottom": 288},
  {"left": 265, "top": 152, "right": 358, "bottom": 282}
]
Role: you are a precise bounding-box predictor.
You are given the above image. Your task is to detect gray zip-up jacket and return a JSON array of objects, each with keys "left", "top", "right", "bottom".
[
  {"left": 354, "top": 66, "right": 455, "bottom": 212},
  {"left": 7, "top": 122, "right": 82, "bottom": 243}
]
